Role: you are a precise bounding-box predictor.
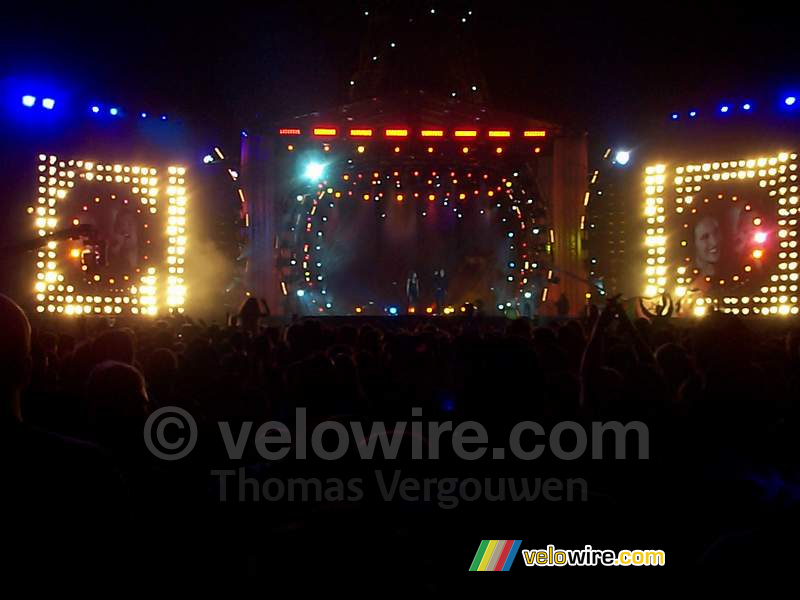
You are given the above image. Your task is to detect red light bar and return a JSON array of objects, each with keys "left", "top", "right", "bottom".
[
  {"left": 420, "top": 129, "right": 444, "bottom": 137},
  {"left": 349, "top": 128, "right": 373, "bottom": 137},
  {"left": 488, "top": 130, "right": 511, "bottom": 138},
  {"left": 279, "top": 128, "right": 301, "bottom": 135},
  {"left": 523, "top": 130, "right": 546, "bottom": 137},
  {"left": 454, "top": 130, "right": 478, "bottom": 138},
  {"left": 385, "top": 128, "right": 409, "bottom": 137},
  {"left": 313, "top": 127, "right": 338, "bottom": 136}
]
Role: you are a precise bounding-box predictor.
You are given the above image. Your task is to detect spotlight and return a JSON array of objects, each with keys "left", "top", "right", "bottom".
[
  {"left": 202, "top": 154, "right": 214, "bottom": 164},
  {"left": 109, "top": 107, "right": 119, "bottom": 116},
  {"left": 614, "top": 150, "right": 631, "bottom": 165},
  {"left": 296, "top": 289, "right": 305, "bottom": 297},
  {"left": 742, "top": 103, "right": 752, "bottom": 111},
  {"left": 720, "top": 105, "right": 729, "bottom": 113},
  {"left": 21, "top": 95, "right": 36, "bottom": 107},
  {"left": 689, "top": 110, "right": 697, "bottom": 117},
  {"left": 161, "top": 115, "right": 167, "bottom": 120},
  {"left": 387, "top": 306, "right": 398, "bottom": 316},
  {"left": 304, "top": 161, "right": 325, "bottom": 181},
  {"left": 140, "top": 112, "right": 147, "bottom": 118},
  {"left": 41, "top": 98, "right": 55, "bottom": 110},
  {"left": 91, "top": 105, "right": 100, "bottom": 113},
  {"left": 753, "top": 231, "right": 768, "bottom": 244},
  {"left": 671, "top": 113, "right": 679, "bottom": 120},
  {"left": 785, "top": 96, "right": 797, "bottom": 106}
]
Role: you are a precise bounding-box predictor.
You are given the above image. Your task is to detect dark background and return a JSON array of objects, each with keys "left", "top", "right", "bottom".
[{"left": 3, "top": 1, "right": 799, "bottom": 148}]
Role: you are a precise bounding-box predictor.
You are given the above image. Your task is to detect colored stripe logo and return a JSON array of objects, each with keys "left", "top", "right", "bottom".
[{"left": 469, "top": 540, "right": 522, "bottom": 571}]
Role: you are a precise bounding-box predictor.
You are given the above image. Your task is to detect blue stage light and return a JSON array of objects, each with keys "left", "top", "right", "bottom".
[
  {"left": 742, "top": 103, "right": 752, "bottom": 111},
  {"left": 304, "top": 161, "right": 325, "bottom": 181},
  {"left": 388, "top": 306, "right": 398, "bottom": 316},
  {"left": 202, "top": 154, "right": 214, "bottom": 164},
  {"left": 671, "top": 112, "right": 679, "bottom": 120},
  {"left": 109, "top": 107, "right": 119, "bottom": 116},
  {"left": 785, "top": 96, "right": 797, "bottom": 106},
  {"left": 689, "top": 110, "right": 697, "bottom": 117},
  {"left": 41, "top": 98, "right": 55, "bottom": 110},
  {"left": 140, "top": 112, "right": 147, "bottom": 118},
  {"left": 614, "top": 150, "right": 631, "bottom": 165},
  {"left": 160, "top": 115, "right": 167, "bottom": 120},
  {"left": 296, "top": 289, "right": 305, "bottom": 297},
  {"left": 22, "top": 95, "right": 36, "bottom": 107},
  {"left": 720, "top": 105, "right": 729, "bottom": 113},
  {"left": 91, "top": 105, "right": 100, "bottom": 113}
]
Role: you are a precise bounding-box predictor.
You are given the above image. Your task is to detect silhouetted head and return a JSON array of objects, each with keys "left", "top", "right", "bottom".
[
  {"left": 0, "top": 294, "right": 32, "bottom": 418},
  {"left": 86, "top": 360, "right": 149, "bottom": 422},
  {"left": 92, "top": 328, "right": 136, "bottom": 365}
]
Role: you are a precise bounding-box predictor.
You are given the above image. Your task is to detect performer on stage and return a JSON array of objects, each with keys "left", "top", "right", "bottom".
[
  {"left": 406, "top": 271, "right": 420, "bottom": 309},
  {"left": 433, "top": 268, "right": 447, "bottom": 311}
]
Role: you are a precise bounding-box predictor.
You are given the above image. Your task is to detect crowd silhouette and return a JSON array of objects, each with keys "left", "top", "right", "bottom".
[{"left": 3, "top": 292, "right": 799, "bottom": 577}]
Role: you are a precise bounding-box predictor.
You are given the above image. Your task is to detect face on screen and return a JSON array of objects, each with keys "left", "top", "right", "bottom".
[
  {"left": 679, "top": 191, "right": 773, "bottom": 294},
  {"left": 693, "top": 216, "right": 721, "bottom": 273}
]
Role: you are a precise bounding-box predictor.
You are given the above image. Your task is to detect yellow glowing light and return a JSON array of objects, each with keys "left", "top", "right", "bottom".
[{"left": 32, "top": 155, "right": 188, "bottom": 316}]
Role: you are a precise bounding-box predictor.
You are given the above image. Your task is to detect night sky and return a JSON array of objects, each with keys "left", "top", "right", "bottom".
[{"left": 3, "top": 1, "right": 799, "bottom": 150}]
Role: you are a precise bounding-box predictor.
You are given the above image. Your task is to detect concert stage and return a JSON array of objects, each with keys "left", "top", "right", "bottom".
[{"left": 241, "top": 96, "right": 588, "bottom": 317}]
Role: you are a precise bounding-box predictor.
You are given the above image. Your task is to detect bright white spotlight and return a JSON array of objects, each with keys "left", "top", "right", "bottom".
[
  {"left": 202, "top": 154, "right": 214, "bottom": 164},
  {"left": 41, "top": 98, "right": 55, "bottom": 110},
  {"left": 296, "top": 289, "right": 305, "bottom": 297},
  {"left": 786, "top": 96, "right": 797, "bottom": 106},
  {"left": 304, "top": 161, "right": 325, "bottom": 181},
  {"left": 22, "top": 95, "right": 36, "bottom": 107},
  {"left": 754, "top": 231, "right": 768, "bottom": 244},
  {"left": 614, "top": 150, "right": 631, "bottom": 165}
]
